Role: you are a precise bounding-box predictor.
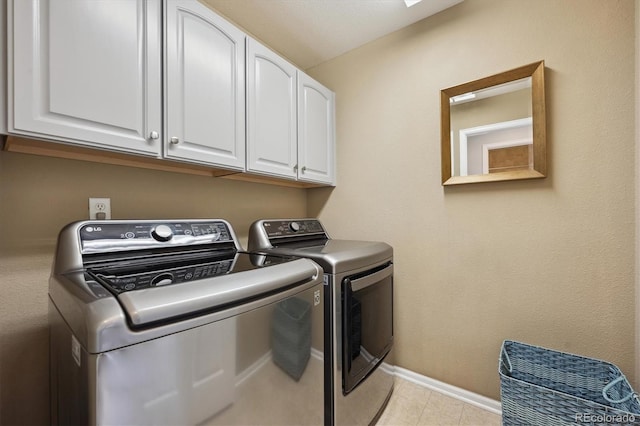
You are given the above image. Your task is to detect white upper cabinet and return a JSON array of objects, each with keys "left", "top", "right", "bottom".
[
  {"left": 246, "top": 38, "right": 298, "bottom": 179},
  {"left": 8, "top": 0, "right": 245, "bottom": 171},
  {"left": 164, "top": 0, "right": 245, "bottom": 170},
  {"left": 0, "top": 1, "right": 6, "bottom": 134},
  {"left": 297, "top": 73, "right": 335, "bottom": 185},
  {"left": 9, "top": 0, "right": 163, "bottom": 156},
  {"left": 7, "top": 1, "right": 333, "bottom": 185}
]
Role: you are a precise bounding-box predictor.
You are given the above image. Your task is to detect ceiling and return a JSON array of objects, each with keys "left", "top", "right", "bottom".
[{"left": 201, "top": 0, "right": 464, "bottom": 70}]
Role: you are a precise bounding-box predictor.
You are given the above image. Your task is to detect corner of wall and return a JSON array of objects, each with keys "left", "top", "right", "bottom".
[{"left": 635, "top": 0, "right": 639, "bottom": 390}]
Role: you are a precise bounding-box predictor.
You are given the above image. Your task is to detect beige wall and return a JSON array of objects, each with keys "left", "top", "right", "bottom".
[
  {"left": 0, "top": 151, "right": 307, "bottom": 425},
  {"left": 308, "top": 0, "right": 636, "bottom": 400}
]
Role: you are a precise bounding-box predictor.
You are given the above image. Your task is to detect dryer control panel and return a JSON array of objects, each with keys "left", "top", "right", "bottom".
[{"left": 262, "top": 219, "right": 326, "bottom": 238}]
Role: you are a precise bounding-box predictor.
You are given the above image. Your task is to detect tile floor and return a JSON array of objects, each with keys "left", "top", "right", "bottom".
[{"left": 376, "top": 378, "right": 502, "bottom": 426}]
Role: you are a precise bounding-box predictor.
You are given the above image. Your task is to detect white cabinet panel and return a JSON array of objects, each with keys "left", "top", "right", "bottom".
[
  {"left": 246, "top": 38, "right": 297, "bottom": 179},
  {"left": 0, "top": 0, "right": 6, "bottom": 134},
  {"left": 7, "top": 0, "right": 334, "bottom": 186},
  {"left": 298, "top": 73, "right": 335, "bottom": 185},
  {"left": 9, "top": 0, "right": 162, "bottom": 155},
  {"left": 165, "top": 0, "right": 245, "bottom": 170}
]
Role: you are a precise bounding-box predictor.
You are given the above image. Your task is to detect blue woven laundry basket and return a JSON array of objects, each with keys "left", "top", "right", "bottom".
[
  {"left": 499, "top": 340, "right": 640, "bottom": 425},
  {"left": 271, "top": 298, "right": 311, "bottom": 381}
]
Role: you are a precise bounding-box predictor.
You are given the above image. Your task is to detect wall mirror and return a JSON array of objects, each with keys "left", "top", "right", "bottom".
[{"left": 440, "top": 61, "right": 546, "bottom": 185}]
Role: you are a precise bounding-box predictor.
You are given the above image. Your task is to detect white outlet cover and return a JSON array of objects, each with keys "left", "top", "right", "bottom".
[{"left": 89, "top": 197, "right": 111, "bottom": 220}]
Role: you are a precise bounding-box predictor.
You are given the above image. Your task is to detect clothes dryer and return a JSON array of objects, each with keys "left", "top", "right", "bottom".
[{"left": 248, "top": 218, "right": 394, "bottom": 426}]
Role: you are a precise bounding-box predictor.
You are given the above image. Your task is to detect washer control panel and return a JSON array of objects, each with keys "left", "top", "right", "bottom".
[
  {"left": 262, "top": 219, "right": 326, "bottom": 239},
  {"left": 80, "top": 221, "right": 233, "bottom": 253},
  {"left": 94, "top": 258, "right": 235, "bottom": 293}
]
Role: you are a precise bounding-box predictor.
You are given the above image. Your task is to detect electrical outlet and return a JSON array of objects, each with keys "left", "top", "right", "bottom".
[{"left": 89, "top": 197, "right": 111, "bottom": 220}]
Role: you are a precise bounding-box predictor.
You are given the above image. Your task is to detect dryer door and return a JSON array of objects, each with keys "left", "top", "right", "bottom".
[{"left": 342, "top": 262, "right": 393, "bottom": 394}]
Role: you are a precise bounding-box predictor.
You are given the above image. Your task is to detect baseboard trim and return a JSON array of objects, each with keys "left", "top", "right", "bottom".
[
  {"left": 236, "top": 347, "right": 324, "bottom": 387},
  {"left": 394, "top": 366, "right": 502, "bottom": 415},
  {"left": 236, "top": 350, "right": 272, "bottom": 387}
]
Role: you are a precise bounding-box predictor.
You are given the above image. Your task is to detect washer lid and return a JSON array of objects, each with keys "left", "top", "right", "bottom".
[
  {"left": 51, "top": 255, "right": 323, "bottom": 353},
  {"left": 115, "top": 254, "right": 318, "bottom": 327},
  {"left": 262, "top": 239, "right": 393, "bottom": 274}
]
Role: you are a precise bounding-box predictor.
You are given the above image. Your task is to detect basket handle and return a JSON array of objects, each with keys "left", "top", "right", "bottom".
[
  {"left": 500, "top": 345, "right": 513, "bottom": 373},
  {"left": 602, "top": 376, "right": 636, "bottom": 404}
]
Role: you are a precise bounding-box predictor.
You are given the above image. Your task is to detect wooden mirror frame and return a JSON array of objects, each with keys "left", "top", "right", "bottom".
[{"left": 440, "top": 61, "right": 546, "bottom": 185}]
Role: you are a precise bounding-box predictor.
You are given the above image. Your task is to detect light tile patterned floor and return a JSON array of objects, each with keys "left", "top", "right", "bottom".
[{"left": 376, "top": 378, "right": 502, "bottom": 426}]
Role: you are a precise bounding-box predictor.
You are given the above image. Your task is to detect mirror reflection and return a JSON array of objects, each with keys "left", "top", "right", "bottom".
[
  {"left": 441, "top": 61, "right": 546, "bottom": 185},
  {"left": 450, "top": 78, "right": 532, "bottom": 176}
]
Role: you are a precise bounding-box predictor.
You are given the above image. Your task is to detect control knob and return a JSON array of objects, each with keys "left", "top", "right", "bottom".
[
  {"left": 289, "top": 222, "right": 300, "bottom": 232},
  {"left": 151, "top": 224, "right": 173, "bottom": 242},
  {"left": 151, "top": 273, "right": 174, "bottom": 287}
]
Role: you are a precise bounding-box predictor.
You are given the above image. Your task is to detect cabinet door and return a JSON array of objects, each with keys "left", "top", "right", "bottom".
[
  {"left": 246, "top": 38, "right": 297, "bottom": 179},
  {"left": 165, "top": 0, "right": 245, "bottom": 170},
  {"left": 0, "top": 1, "right": 6, "bottom": 134},
  {"left": 297, "top": 73, "right": 335, "bottom": 185},
  {"left": 9, "top": 0, "right": 162, "bottom": 156}
]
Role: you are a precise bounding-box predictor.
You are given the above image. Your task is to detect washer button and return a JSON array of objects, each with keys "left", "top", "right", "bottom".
[
  {"left": 151, "top": 273, "right": 174, "bottom": 286},
  {"left": 151, "top": 225, "right": 173, "bottom": 242}
]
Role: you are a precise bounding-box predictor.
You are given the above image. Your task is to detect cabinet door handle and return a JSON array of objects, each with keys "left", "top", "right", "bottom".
[
  {"left": 169, "top": 137, "right": 180, "bottom": 145},
  {"left": 149, "top": 131, "right": 159, "bottom": 140},
  {"left": 301, "top": 166, "right": 306, "bottom": 173},
  {"left": 293, "top": 164, "right": 298, "bottom": 172}
]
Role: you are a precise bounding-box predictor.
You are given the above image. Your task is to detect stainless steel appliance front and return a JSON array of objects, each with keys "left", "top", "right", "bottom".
[
  {"left": 248, "top": 219, "right": 395, "bottom": 426},
  {"left": 342, "top": 262, "right": 394, "bottom": 394},
  {"left": 50, "top": 220, "right": 324, "bottom": 426}
]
